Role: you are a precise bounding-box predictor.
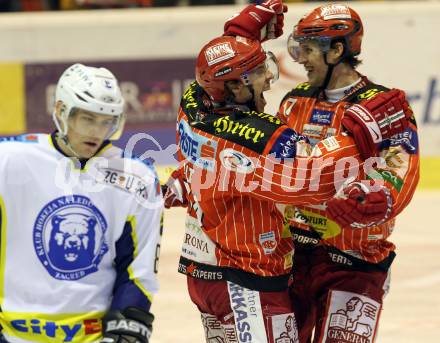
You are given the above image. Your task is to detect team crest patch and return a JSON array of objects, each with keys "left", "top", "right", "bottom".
[
  {"left": 33, "top": 195, "right": 109, "bottom": 281},
  {"left": 259, "top": 231, "right": 277, "bottom": 255},
  {"left": 321, "top": 290, "right": 381, "bottom": 343}
]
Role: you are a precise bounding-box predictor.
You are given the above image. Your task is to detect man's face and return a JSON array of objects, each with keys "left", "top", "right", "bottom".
[
  {"left": 296, "top": 40, "right": 328, "bottom": 87},
  {"left": 232, "top": 62, "right": 274, "bottom": 112},
  {"left": 65, "top": 110, "right": 117, "bottom": 158}
]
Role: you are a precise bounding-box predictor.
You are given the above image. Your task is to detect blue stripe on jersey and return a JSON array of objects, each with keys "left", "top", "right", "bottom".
[
  {"left": 0, "top": 134, "right": 39, "bottom": 143},
  {"left": 269, "top": 128, "right": 307, "bottom": 159},
  {"left": 111, "top": 219, "right": 151, "bottom": 312}
]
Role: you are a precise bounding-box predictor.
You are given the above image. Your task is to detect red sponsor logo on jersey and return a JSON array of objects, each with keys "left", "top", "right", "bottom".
[
  {"left": 259, "top": 231, "right": 277, "bottom": 255},
  {"left": 200, "top": 141, "right": 215, "bottom": 159},
  {"left": 25, "top": 135, "right": 38, "bottom": 142},
  {"left": 186, "top": 263, "right": 197, "bottom": 275}
]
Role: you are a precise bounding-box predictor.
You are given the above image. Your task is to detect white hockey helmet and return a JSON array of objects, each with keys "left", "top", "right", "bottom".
[{"left": 53, "top": 63, "right": 125, "bottom": 140}]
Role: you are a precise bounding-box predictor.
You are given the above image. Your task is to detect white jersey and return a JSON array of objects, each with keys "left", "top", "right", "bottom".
[{"left": 0, "top": 133, "right": 163, "bottom": 343}]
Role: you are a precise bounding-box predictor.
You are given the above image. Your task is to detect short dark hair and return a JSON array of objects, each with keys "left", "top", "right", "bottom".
[
  {"left": 344, "top": 55, "right": 362, "bottom": 68},
  {"left": 331, "top": 39, "right": 362, "bottom": 69}
]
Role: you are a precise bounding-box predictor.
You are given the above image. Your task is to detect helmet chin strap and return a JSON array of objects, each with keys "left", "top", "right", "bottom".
[
  {"left": 53, "top": 108, "right": 81, "bottom": 159},
  {"left": 320, "top": 44, "right": 347, "bottom": 98},
  {"left": 321, "top": 55, "right": 336, "bottom": 94},
  {"left": 224, "top": 84, "right": 259, "bottom": 112},
  {"left": 244, "top": 85, "right": 258, "bottom": 112},
  {"left": 56, "top": 131, "right": 81, "bottom": 159}
]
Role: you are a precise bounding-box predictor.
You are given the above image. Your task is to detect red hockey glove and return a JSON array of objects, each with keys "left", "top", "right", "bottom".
[
  {"left": 326, "top": 182, "right": 393, "bottom": 228},
  {"left": 161, "top": 168, "right": 188, "bottom": 209},
  {"left": 342, "top": 89, "right": 413, "bottom": 160},
  {"left": 224, "top": 0, "right": 288, "bottom": 42}
]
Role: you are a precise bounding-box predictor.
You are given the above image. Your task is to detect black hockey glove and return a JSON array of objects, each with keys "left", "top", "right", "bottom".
[{"left": 100, "top": 307, "right": 154, "bottom": 343}]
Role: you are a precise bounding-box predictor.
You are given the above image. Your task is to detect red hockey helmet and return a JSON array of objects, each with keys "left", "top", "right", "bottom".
[
  {"left": 196, "top": 35, "right": 273, "bottom": 102},
  {"left": 288, "top": 3, "right": 363, "bottom": 61}
]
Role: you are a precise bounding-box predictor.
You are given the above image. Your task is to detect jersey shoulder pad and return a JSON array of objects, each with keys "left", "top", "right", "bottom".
[
  {"left": 0, "top": 134, "right": 46, "bottom": 158},
  {"left": 188, "top": 109, "right": 285, "bottom": 155},
  {"left": 346, "top": 81, "right": 391, "bottom": 104},
  {"left": 100, "top": 147, "right": 162, "bottom": 200},
  {"left": 179, "top": 82, "right": 285, "bottom": 154},
  {"left": 0, "top": 134, "right": 48, "bottom": 167},
  {"left": 112, "top": 147, "right": 158, "bottom": 180},
  {"left": 124, "top": 156, "right": 162, "bottom": 201}
]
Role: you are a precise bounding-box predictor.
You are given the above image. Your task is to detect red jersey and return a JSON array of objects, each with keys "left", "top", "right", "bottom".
[
  {"left": 278, "top": 77, "right": 420, "bottom": 269},
  {"left": 177, "top": 82, "right": 366, "bottom": 291}
]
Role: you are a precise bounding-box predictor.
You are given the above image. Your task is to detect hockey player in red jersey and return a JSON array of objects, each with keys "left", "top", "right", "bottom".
[
  {"left": 224, "top": 2, "right": 420, "bottom": 342},
  {"left": 164, "top": 2, "right": 415, "bottom": 341}
]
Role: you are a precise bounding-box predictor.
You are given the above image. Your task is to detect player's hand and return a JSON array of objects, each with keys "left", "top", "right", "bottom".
[
  {"left": 342, "top": 89, "right": 413, "bottom": 160},
  {"left": 100, "top": 308, "right": 153, "bottom": 343},
  {"left": 224, "top": 0, "right": 288, "bottom": 42},
  {"left": 326, "top": 182, "right": 393, "bottom": 228},
  {"left": 161, "top": 168, "right": 188, "bottom": 209}
]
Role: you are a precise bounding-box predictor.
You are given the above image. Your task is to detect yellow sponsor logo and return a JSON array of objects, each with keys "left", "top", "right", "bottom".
[
  {"left": 248, "top": 111, "right": 281, "bottom": 125},
  {"left": 358, "top": 88, "right": 383, "bottom": 100},
  {"left": 213, "top": 115, "right": 266, "bottom": 143},
  {"left": 284, "top": 206, "right": 341, "bottom": 239},
  {"left": 183, "top": 83, "right": 198, "bottom": 109},
  {"left": 294, "top": 82, "right": 311, "bottom": 91},
  {"left": 385, "top": 146, "right": 406, "bottom": 169},
  {"left": 0, "top": 312, "right": 104, "bottom": 342}
]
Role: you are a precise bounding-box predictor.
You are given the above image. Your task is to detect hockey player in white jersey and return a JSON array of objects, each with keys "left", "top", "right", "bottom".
[{"left": 0, "top": 64, "right": 163, "bottom": 343}]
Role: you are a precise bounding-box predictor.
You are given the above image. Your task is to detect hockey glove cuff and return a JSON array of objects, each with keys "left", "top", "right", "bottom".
[
  {"left": 100, "top": 307, "right": 153, "bottom": 343},
  {"left": 224, "top": 1, "right": 288, "bottom": 42},
  {"left": 342, "top": 88, "right": 412, "bottom": 160}
]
